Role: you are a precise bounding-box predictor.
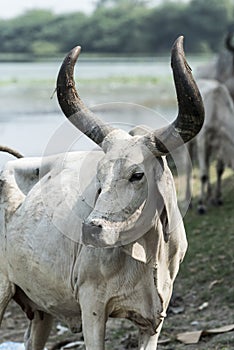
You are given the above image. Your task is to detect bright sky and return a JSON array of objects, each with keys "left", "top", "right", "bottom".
[
  {"left": 0, "top": 0, "right": 96, "bottom": 19},
  {"left": 0, "top": 0, "right": 188, "bottom": 19}
]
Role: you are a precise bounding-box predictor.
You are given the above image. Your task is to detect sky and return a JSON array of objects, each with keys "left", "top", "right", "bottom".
[
  {"left": 0, "top": 0, "right": 96, "bottom": 19},
  {"left": 0, "top": 1, "right": 189, "bottom": 19},
  {"left": 0, "top": 0, "right": 191, "bottom": 20}
]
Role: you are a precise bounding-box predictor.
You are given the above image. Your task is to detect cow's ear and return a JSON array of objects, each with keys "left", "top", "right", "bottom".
[{"left": 122, "top": 228, "right": 158, "bottom": 265}]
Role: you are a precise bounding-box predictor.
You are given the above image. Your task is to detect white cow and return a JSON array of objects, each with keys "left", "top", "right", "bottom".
[
  {"left": 0, "top": 37, "right": 204, "bottom": 350},
  {"left": 185, "top": 79, "right": 234, "bottom": 213}
]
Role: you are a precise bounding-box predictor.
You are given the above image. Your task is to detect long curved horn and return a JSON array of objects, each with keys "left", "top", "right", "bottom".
[
  {"left": 57, "top": 46, "right": 115, "bottom": 146},
  {"left": 0, "top": 146, "right": 23, "bottom": 158},
  {"left": 145, "top": 36, "right": 204, "bottom": 155},
  {"left": 225, "top": 32, "right": 234, "bottom": 53}
]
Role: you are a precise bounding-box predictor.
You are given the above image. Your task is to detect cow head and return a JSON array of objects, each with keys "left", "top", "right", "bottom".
[
  {"left": 57, "top": 36, "right": 204, "bottom": 247},
  {"left": 82, "top": 130, "right": 165, "bottom": 247}
]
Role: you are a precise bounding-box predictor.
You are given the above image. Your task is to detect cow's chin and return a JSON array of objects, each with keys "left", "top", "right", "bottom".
[{"left": 81, "top": 200, "right": 147, "bottom": 248}]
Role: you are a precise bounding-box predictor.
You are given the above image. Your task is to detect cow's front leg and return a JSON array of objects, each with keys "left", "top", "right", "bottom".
[
  {"left": 0, "top": 273, "right": 14, "bottom": 325},
  {"left": 79, "top": 288, "right": 106, "bottom": 350},
  {"left": 138, "top": 322, "right": 163, "bottom": 350},
  {"left": 214, "top": 159, "right": 224, "bottom": 205},
  {"left": 24, "top": 311, "right": 53, "bottom": 350}
]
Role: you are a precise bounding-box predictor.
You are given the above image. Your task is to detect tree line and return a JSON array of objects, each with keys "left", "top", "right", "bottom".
[{"left": 0, "top": 0, "right": 234, "bottom": 58}]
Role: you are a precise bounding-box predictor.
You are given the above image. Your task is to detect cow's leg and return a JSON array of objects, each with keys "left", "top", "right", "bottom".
[
  {"left": 24, "top": 311, "right": 53, "bottom": 350},
  {"left": 81, "top": 305, "right": 106, "bottom": 350},
  {"left": 185, "top": 142, "right": 194, "bottom": 208},
  {"left": 79, "top": 288, "right": 106, "bottom": 350},
  {"left": 138, "top": 333, "right": 158, "bottom": 350},
  {"left": 214, "top": 159, "right": 225, "bottom": 205},
  {"left": 197, "top": 142, "right": 210, "bottom": 214},
  {"left": 0, "top": 274, "right": 14, "bottom": 325},
  {"left": 198, "top": 175, "right": 208, "bottom": 214},
  {"left": 138, "top": 322, "right": 163, "bottom": 350}
]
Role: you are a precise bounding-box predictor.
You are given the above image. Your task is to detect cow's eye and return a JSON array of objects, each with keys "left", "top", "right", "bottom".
[{"left": 129, "top": 172, "right": 144, "bottom": 182}]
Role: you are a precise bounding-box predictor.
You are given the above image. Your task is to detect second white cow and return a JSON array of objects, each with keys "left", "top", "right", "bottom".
[{"left": 186, "top": 79, "right": 234, "bottom": 213}]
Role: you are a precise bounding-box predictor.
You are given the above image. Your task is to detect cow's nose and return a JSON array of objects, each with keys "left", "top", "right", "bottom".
[{"left": 82, "top": 220, "right": 103, "bottom": 246}]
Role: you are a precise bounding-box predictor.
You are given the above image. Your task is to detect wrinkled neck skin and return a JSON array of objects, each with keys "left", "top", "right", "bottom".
[{"left": 82, "top": 130, "right": 174, "bottom": 248}]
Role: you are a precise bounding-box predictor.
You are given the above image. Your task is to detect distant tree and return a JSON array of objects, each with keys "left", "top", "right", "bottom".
[
  {"left": 83, "top": 5, "right": 152, "bottom": 53},
  {"left": 39, "top": 12, "right": 89, "bottom": 52},
  {"left": 0, "top": 10, "right": 55, "bottom": 53},
  {"left": 30, "top": 41, "right": 60, "bottom": 56},
  {"left": 94, "top": 0, "right": 151, "bottom": 9},
  {"left": 1, "top": 1, "right": 234, "bottom": 57},
  {"left": 187, "top": 0, "right": 233, "bottom": 52},
  {"left": 146, "top": 2, "right": 188, "bottom": 53}
]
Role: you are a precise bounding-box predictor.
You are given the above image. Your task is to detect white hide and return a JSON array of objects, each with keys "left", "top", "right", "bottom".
[
  {"left": 196, "top": 79, "right": 234, "bottom": 170},
  {"left": 185, "top": 79, "right": 234, "bottom": 210},
  {"left": 195, "top": 50, "right": 234, "bottom": 100}
]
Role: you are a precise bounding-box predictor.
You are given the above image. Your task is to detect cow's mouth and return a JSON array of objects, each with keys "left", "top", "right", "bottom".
[{"left": 81, "top": 200, "right": 146, "bottom": 248}]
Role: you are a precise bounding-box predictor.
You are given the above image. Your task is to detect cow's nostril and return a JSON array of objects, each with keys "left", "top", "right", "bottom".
[
  {"left": 82, "top": 221, "right": 103, "bottom": 246},
  {"left": 83, "top": 221, "right": 102, "bottom": 236},
  {"left": 89, "top": 221, "right": 102, "bottom": 229}
]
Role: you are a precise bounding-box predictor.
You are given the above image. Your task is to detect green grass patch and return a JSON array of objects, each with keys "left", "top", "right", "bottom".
[
  {"left": 179, "top": 166, "right": 234, "bottom": 307},
  {"left": 80, "top": 75, "right": 160, "bottom": 86},
  {"left": 0, "top": 75, "right": 163, "bottom": 87},
  {"left": 0, "top": 78, "right": 55, "bottom": 87}
]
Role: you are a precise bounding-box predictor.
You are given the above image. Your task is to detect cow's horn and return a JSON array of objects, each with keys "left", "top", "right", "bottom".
[
  {"left": 146, "top": 36, "right": 204, "bottom": 155},
  {"left": 0, "top": 145, "right": 23, "bottom": 158},
  {"left": 57, "top": 46, "right": 115, "bottom": 146}
]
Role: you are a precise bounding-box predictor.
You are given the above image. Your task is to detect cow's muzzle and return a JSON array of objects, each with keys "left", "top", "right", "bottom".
[{"left": 82, "top": 220, "right": 119, "bottom": 248}]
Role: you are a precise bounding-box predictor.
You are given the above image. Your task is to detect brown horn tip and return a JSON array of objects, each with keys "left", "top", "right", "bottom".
[
  {"left": 0, "top": 146, "right": 23, "bottom": 158},
  {"left": 172, "top": 35, "right": 205, "bottom": 141},
  {"left": 56, "top": 46, "right": 84, "bottom": 118},
  {"left": 58, "top": 46, "right": 81, "bottom": 90}
]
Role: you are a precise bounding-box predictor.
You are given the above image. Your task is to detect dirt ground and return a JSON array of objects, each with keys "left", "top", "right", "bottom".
[{"left": 1, "top": 283, "right": 233, "bottom": 350}]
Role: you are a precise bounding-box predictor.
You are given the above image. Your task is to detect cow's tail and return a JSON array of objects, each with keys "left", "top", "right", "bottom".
[{"left": 0, "top": 146, "right": 23, "bottom": 159}]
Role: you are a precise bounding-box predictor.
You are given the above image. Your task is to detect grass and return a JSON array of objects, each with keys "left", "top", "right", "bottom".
[
  {"left": 0, "top": 78, "right": 54, "bottom": 87},
  {"left": 0, "top": 75, "right": 164, "bottom": 87},
  {"left": 179, "top": 166, "right": 234, "bottom": 307},
  {"left": 106, "top": 164, "right": 234, "bottom": 350},
  {"left": 158, "top": 165, "right": 234, "bottom": 349}
]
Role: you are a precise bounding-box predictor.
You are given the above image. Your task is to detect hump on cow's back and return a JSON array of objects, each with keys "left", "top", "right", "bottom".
[{"left": 1, "top": 155, "right": 58, "bottom": 196}]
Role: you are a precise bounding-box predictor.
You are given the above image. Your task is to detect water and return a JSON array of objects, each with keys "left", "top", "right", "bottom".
[{"left": 0, "top": 57, "right": 171, "bottom": 81}]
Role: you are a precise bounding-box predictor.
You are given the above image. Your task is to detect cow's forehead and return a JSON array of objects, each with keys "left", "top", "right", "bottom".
[
  {"left": 104, "top": 130, "right": 153, "bottom": 158},
  {"left": 106, "top": 137, "right": 151, "bottom": 160},
  {"left": 97, "top": 135, "right": 157, "bottom": 181}
]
